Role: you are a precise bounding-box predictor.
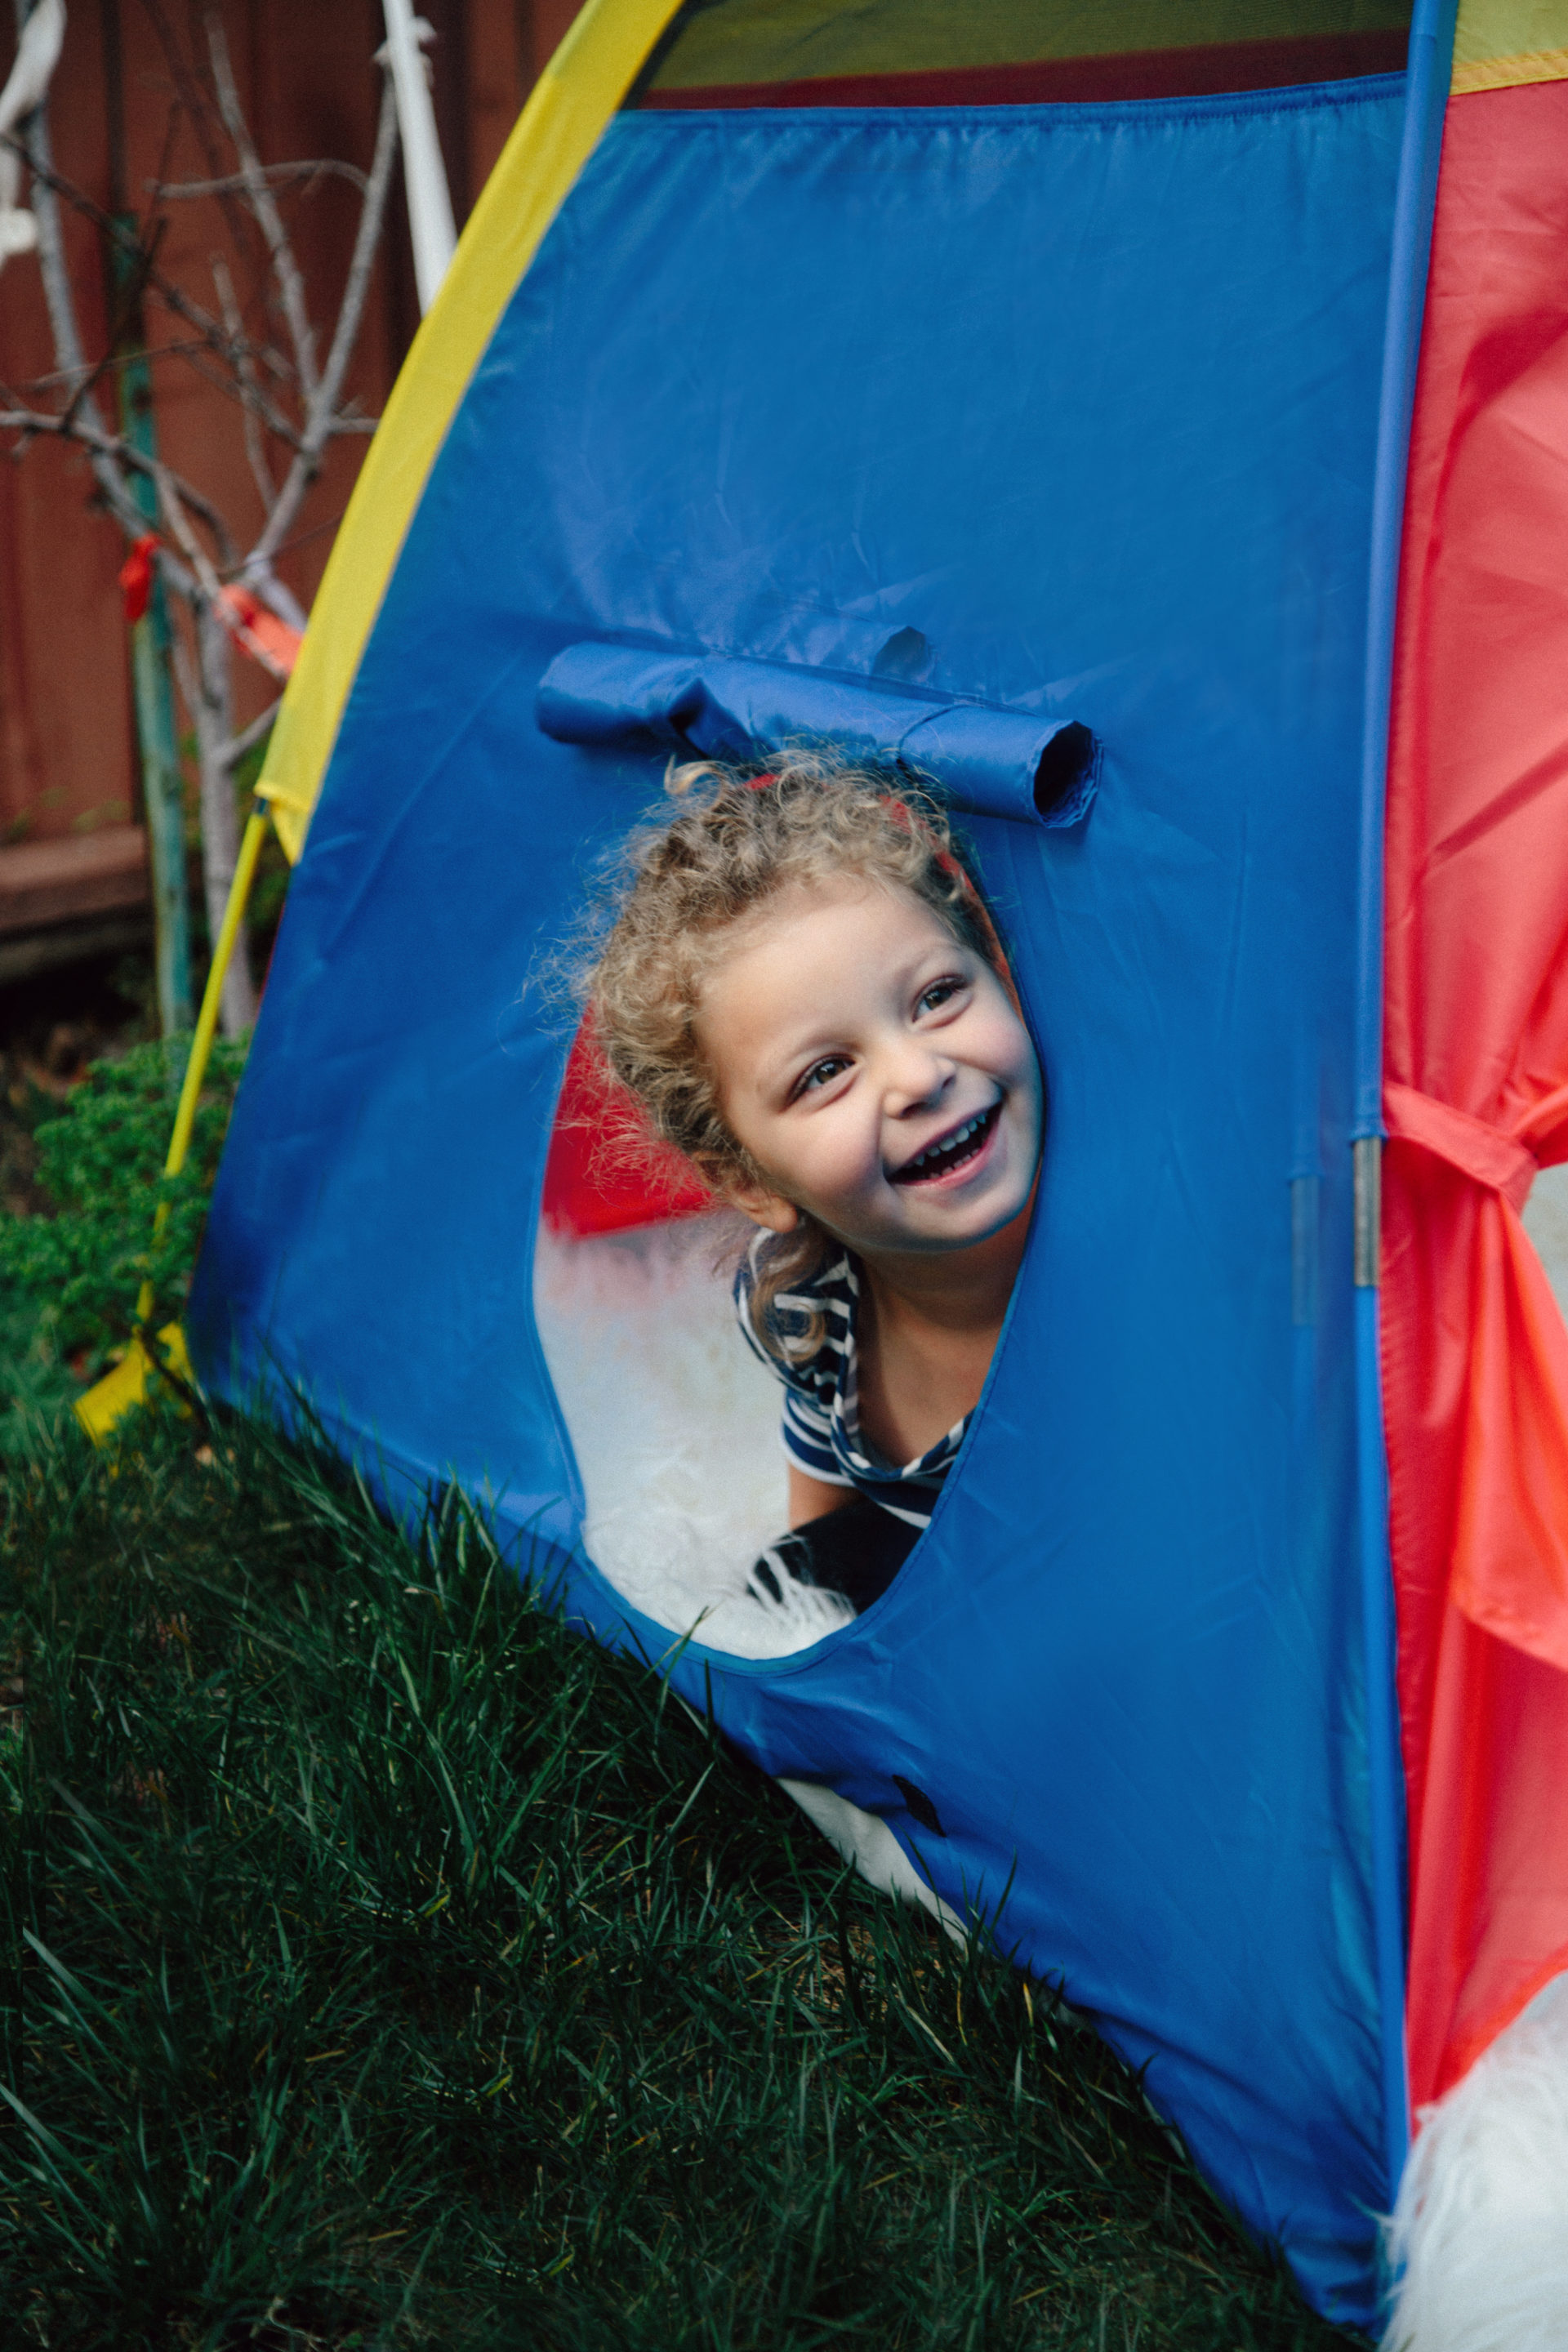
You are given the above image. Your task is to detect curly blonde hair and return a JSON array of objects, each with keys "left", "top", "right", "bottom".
[{"left": 582, "top": 750, "right": 1006, "bottom": 1357}]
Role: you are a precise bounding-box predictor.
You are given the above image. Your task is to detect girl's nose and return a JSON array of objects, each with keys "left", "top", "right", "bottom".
[{"left": 881, "top": 1043, "right": 956, "bottom": 1119}]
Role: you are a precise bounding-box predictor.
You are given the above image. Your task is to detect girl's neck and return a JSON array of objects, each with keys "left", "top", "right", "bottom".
[{"left": 844, "top": 1196, "right": 1033, "bottom": 1464}]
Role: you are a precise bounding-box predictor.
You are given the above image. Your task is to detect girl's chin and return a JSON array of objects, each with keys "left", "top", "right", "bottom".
[
  {"left": 920, "top": 1192, "right": 1030, "bottom": 1245},
  {"left": 864, "top": 1170, "right": 1035, "bottom": 1254}
]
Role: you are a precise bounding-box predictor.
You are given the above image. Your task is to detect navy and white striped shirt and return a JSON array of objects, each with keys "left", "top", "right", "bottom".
[{"left": 734, "top": 1238, "right": 968, "bottom": 1530}]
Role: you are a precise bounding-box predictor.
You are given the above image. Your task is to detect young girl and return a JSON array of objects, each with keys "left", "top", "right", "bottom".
[{"left": 586, "top": 751, "right": 1044, "bottom": 1617}]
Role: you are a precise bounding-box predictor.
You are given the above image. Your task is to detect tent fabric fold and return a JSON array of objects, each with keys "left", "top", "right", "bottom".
[{"left": 1383, "top": 64, "right": 1568, "bottom": 2108}]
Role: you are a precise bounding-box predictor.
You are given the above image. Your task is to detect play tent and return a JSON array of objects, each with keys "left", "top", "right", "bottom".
[{"left": 186, "top": 0, "right": 1568, "bottom": 2326}]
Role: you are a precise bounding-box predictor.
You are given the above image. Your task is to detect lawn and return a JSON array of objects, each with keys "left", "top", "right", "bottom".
[{"left": 0, "top": 1047, "right": 1352, "bottom": 2350}]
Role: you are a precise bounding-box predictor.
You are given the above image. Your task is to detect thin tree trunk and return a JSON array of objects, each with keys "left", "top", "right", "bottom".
[{"left": 190, "top": 601, "right": 256, "bottom": 1036}]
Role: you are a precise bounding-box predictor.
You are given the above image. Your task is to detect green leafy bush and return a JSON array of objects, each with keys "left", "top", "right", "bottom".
[{"left": 0, "top": 1037, "right": 244, "bottom": 1374}]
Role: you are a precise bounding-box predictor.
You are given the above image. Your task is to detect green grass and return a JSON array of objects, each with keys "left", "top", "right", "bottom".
[{"left": 0, "top": 1393, "right": 1355, "bottom": 2350}]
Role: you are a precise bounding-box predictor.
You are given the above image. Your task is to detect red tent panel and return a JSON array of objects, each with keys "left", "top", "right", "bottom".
[
  {"left": 1384, "top": 72, "right": 1568, "bottom": 2109},
  {"left": 541, "top": 1018, "right": 713, "bottom": 1237}
]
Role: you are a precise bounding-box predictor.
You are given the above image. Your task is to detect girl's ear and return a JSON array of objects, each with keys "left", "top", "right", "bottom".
[
  {"left": 730, "top": 1186, "right": 801, "bottom": 1236},
  {"left": 693, "top": 1155, "right": 800, "bottom": 1235}
]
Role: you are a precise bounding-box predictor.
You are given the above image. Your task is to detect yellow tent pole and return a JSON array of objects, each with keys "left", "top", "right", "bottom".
[
  {"left": 140, "top": 804, "right": 270, "bottom": 1292},
  {"left": 77, "top": 804, "right": 270, "bottom": 1440}
]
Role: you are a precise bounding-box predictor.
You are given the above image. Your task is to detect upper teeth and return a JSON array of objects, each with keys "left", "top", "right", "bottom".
[{"left": 905, "top": 1111, "right": 987, "bottom": 1175}]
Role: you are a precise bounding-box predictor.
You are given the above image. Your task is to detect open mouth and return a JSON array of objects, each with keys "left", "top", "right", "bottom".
[{"left": 891, "top": 1100, "right": 1001, "bottom": 1186}]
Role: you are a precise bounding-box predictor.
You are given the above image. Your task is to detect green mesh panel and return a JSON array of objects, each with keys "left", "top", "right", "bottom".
[{"left": 647, "top": 0, "right": 1412, "bottom": 90}]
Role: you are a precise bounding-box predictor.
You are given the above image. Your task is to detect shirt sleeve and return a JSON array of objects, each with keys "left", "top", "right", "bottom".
[{"left": 778, "top": 1383, "right": 853, "bottom": 1486}]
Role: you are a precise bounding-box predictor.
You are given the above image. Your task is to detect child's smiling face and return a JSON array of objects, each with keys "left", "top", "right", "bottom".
[{"left": 693, "top": 877, "right": 1042, "bottom": 1263}]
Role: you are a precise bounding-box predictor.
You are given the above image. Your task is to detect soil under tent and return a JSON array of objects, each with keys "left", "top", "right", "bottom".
[{"left": 189, "top": 0, "right": 1568, "bottom": 2330}]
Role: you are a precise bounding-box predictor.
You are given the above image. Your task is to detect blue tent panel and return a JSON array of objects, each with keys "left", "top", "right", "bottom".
[{"left": 194, "top": 82, "right": 1405, "bottom": 2320}]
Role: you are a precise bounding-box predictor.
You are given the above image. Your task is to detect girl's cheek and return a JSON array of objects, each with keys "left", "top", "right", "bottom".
[
  {"left": 820, "top": 1125, "right": 882, "bottom": 1199},
  {"left": 983, "top": 1009, "right": 1036, "bottom": 1089},
  {"left": 1012, "top": 1012, "right": 1043, "bottom": 1088}
]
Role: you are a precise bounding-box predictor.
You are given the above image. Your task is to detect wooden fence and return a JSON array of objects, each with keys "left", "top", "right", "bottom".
[{"left": 0, "top": 0, "right": 577, "bottom": 963}]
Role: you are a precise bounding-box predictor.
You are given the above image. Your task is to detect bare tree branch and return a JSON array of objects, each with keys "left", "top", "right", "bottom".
[
  {"left": 15, "top": 335, "right": 241, "bottom": 394},
  {"left": 20, "top": 125, "right": 96, "bottom": 381},
  {"left": 212, "top": 252, "right": 273, "bottom": 508},
  {"left": 59, "top": 217, "right": 167, "bottom": 431},
  {"left": 151, "top": 452, "right": 234, "bottom": 585},
  {"left": 253, "top": 501, "right": 349, "bottom": 569},
  {"left": 153, "top": 158, "right": 369, "bottom": 200},
  {"left": 137, "top": 0, "right": 262, "bottom": 283},
  {"left": 207, "top": 11, "right": 318, "bottom": 405},
  {"left": 251, "top": 66, "right": 398, "bottom": 567},
  {"left": 0, "top": 130, "right": 306, "bottom": 438},
  {"left": 14, "top": 105, "right": 150, "bottom": 541},
  {"left": 4, "top": 105, "right": 382, "bottom": 597},
  {"left": 169, "top": 327, "right": 305, "bottom": 450},
  {"left": 222, "top": 696, "right": 282, "bottom": 768},
  {"left": 0, "top": 401, "right": 229, "bottom": 575}
]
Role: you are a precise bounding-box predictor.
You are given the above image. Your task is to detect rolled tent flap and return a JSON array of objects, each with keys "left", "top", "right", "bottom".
[{"left": 535, "top": 641, "right": 1101, "bottom": 827}]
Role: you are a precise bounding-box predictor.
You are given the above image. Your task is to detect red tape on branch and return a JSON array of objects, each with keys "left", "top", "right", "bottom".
[{"left": 118, "top": 532, "right": 158, "bottom": 626}]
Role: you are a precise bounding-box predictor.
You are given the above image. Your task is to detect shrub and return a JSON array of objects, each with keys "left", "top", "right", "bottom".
[{"left": 0, "top": 1036, "right": 244, "bottom": 1376}]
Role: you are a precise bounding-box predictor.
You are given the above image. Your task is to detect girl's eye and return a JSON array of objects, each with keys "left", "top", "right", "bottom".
[
  {"left": 918, "top": 976, "right": 964, "bottom": 1015},
  {"left": 796, "top": 1056, "right": 849, "bottom": 1098}
]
